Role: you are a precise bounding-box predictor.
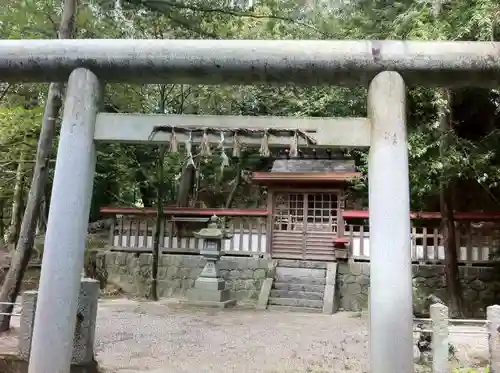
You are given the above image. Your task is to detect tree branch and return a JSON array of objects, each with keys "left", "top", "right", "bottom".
[
  {"left": 164, "top": 11, "right": 219, "bottom": 38},
  {"left": 126, "top": 0, "right": 331, "bottom": 37},
  {"left": 45, "top": 13, "right": 60, "bottom": 36},
  {"left": 0, "top": 84, "right": 10, "bottom": 103}
]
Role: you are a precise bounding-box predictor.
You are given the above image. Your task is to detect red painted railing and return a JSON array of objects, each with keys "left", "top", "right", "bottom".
[
  {"left": 101, "top": 206, "right": 500, "bottom": 221},
  {"left": 100, "top": 206, "right": 268, "bottom": 217},
  {"left": 343, "top": 210, "right": 500, "bottom": 221}
]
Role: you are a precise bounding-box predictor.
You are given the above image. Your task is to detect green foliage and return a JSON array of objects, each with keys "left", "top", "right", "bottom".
[
  {"left": 1, "top": 0, "right": 500, "bottom": 221},
  {"left": 453, "top": 368, "right": 490, "bottom": 373},
  {"left": 0, "top": 106, "right": 43, "bottom": 201},
  {"left": 336, "top": 0, "right": 500, "bottom": 210}
]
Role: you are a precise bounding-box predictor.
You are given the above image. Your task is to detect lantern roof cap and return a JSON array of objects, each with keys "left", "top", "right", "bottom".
[{"left": 194, "top": 215, "right": 226, "bottom": 239}]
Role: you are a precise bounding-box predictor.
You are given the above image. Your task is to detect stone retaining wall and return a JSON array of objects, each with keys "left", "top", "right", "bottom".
[
  {"left": 96, "top": 252, "right": 499, "bottom": 316},
  {"left": 337, "top": 262, "right": 370, "bottom": 312},
  {"left": 98, "top": 252, "right": 272, "bottom": 303},
  {"left": 0, "top": 265, "right": 41, "bottom": 292},
  {"left": 337, "top": 262, "right": 499, "bottom": 317}
]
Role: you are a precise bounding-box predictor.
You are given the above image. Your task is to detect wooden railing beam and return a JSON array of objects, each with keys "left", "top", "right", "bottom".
[{"left": 100, "top": 206, "right": 268, "bottom": 217}]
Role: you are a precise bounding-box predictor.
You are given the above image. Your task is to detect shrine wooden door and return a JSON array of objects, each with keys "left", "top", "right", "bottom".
[{"left": 271, "top": 190, "right": 341, "bottom": 260}]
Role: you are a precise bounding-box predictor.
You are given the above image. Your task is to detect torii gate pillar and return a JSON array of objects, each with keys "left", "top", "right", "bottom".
[
  {"left": 27, "top": 68, "right": 101, "bottom": 373},
  {"left": 368, "top": 71, "right": 413, "bottom": 373}
]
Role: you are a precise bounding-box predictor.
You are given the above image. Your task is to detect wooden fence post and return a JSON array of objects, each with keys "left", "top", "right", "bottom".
[
  {"left": 108, "top": 216, "right": 116, "bottom": 247},
  {"left": 487, "top": 305, "right": 500, "bottom": 373},
  {"left": 430, "top": 303, "right": 449, "bottom": 373}
]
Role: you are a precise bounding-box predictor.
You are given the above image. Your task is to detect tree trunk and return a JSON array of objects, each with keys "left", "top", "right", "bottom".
[
  {"left": 441, "top": 184, "right": 463, "bottom": 318},
  {"left": 5, "top": 153, "right": 26, "bottom": 248},
  {"left": 0, "top": 0, "right": 78, "bottom": 333},
  {"left": 151, "top": 88, "right": 167, "bottom": 301},
  {"left": 150, "top": 147, "right": 165, "bottom": 301},
  {"left": 36, "top": 196, "right": 47, "bottom": 235},
  {"left": 225, "top": 161, "right": 242, "bottom": 209},
  {"left": 176, "top": 163, "right": 195, "bottom": 207},
  {"left": 135, "top": 169, "right": 157, "bottom": 207},
  {"left": 438, "top": 88, "right": 464, "bottom": 318},
  {"left": 0, "top": 199, "right": 5, "bottom": 241},
  {"left": 132, "top": 148, "right": 160, "bottom": 207}
]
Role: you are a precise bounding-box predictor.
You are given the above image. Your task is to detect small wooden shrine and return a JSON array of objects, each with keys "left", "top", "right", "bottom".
[{"left": 252, "top": 158, "right": 360, "bottom": 261}]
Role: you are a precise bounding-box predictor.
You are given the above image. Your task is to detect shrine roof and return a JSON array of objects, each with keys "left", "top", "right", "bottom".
[
  {"left": 252, "top": 159, "right": 360, "bottom": 185},
  {"left": 270, "top": 159, "right": 356, "bottom": 173},
  {"left": 252, "top": 171, "right": 361, "bottom": 185}
]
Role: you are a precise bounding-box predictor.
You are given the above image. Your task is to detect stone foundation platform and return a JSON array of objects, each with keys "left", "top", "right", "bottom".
[{"left": 93, "top": 253, "right": 500, "bottom": 317}]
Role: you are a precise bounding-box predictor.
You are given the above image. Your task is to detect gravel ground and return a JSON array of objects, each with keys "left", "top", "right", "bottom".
[
  {"left": 0, "top": 298, "right": 489, "bottom": 373},
  {"left": 96, "top": 299, "right": 369, "bottom": 373},
  {"left": 95, "top": 299, "right": 489, "bottom": 373}
]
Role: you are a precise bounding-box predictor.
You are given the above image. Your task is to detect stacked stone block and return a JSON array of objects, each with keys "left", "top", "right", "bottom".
[
  {"left": 337, "top": 262, "right": 499, "bottom": 317},
  {"left": 99, "top": 251, "right": 499, "bottom": 317},
  {"left": 100, "top": 252, "right": 271, "bottom": 303}
]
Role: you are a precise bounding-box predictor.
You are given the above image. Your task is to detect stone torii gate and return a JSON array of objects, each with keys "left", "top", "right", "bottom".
[{"left": 1, "top": 39, "right": 499, "bottom": 373}]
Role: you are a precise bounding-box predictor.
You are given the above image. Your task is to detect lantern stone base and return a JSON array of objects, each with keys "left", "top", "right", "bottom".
[
  {"left": 186, "top": 277, "right": 236, "bottom": 308},
  {"left": 186, "top": 288, "right": 236, "bottom": 308},
  {"left": 193, "top": 277, "right": 225, "bottom": 290}
]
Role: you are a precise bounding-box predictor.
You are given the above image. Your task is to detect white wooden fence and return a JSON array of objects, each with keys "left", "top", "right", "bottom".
[{"left": 109, "top": 217, "right": 498, "bottom": 263}]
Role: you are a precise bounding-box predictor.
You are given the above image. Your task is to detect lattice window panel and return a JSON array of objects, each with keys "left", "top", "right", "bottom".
[
  {"left": 273, "top": 193, "right": 304, "bottom": 231},
  {"left": 273, "top": 192, "right": 340, "bottom": 233},
  {"left": 306, "top": 193, "right": 339, "bottom": 232}
]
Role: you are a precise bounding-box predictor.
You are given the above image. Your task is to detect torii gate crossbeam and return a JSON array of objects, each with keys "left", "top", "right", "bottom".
[{"left": 1, "top": 39, "right": 500, "bottom": 86}]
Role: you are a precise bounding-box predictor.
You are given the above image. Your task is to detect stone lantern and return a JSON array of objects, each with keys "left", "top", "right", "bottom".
[{"left": 186, "top": 215, "right": 236, "bottom": 308}]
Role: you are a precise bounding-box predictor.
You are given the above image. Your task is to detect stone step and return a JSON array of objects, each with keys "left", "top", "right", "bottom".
[
  {"left": 274, "top": 277, "right": 326, "bottom": 286},
  {"left": 276, "top": 260, "right": 327, "bottom": 269},
  {"left": 268, "top": 297, "right": 323, "bottom": 309},
  {"left": 273, "top": 282, "right": 325, "bottom": 293},
  {"left": 275, "top": 267, "right": 326, "bottom": 284},
  {"left": 270, "top": 290, "right": 324, "bottom": 301},
  {"left": 267, "top": 305, "right": 323, "bottom": 313}
]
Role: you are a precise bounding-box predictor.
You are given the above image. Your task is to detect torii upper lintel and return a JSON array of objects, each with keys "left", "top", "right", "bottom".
[{"left": 0, "top": 39, "right": 499, "bottom": 87}]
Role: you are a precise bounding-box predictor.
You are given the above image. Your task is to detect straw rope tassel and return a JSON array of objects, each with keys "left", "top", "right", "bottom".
[
  {"left": 219, "top": 132, "right": 230, "bottom": 174},
  {"left": 200, "top": 129, "right": 211, "bottom": 157},
  {"left": 186, "top": 131, "right": 195, "bottom": 166},
  {"left": 232, "top": 132, "right": 241, "bottom": 158},
  {"left": 289, "top": 130, "right": 299, "bottom": 158},
  {"left": 259, "top": 129, "right": 270, "bottom": 157},
  {"left": 169, "top": 128, "right": 179, "bottom": 153}
]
